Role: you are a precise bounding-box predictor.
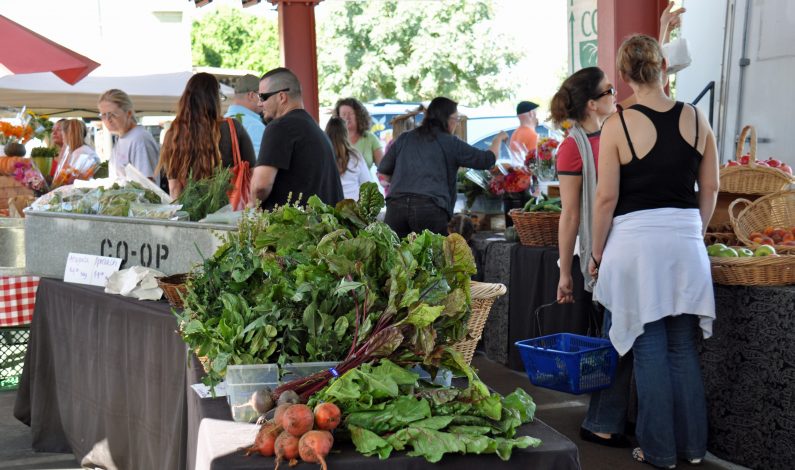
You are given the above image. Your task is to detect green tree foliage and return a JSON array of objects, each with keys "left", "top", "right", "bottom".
[
  {"left": 191, "top": 6, "right": 280, "bottom": 74},
  {"left": 317, "top": 0, "right": 521, "bottom": 106}
]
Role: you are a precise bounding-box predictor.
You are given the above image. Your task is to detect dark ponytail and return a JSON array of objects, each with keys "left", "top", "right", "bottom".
[
  {"left": 418, "top": 96, "right": 457, "bottom": 139},
  {"left": 549, "top": 67, "right": 605, "bottom": 125}
]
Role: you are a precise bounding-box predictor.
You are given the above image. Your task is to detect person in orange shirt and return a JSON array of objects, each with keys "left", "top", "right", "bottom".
[{"left": 509, "top": 101, "right": 539, "bottom": 158}]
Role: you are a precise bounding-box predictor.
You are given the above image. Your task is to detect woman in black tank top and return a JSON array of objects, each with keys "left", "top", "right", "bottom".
[{"left": 589, "top": 34, "right": 720, "bottom": 469}]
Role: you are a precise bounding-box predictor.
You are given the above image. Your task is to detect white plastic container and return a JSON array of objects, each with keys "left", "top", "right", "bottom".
[{"left": 281, "top": 361, "right": 338, "bottom": 382}]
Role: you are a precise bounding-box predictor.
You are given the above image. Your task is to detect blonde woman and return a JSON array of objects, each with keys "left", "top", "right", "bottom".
[
  {"left": 590, "top": 34, "right": 718, "bottom": 468},
  {"left": 98, "top": 89, "right": 159, "bottom": 183},
  {"left": 60, "top": 119, "right": 98, "bottom": 163}
]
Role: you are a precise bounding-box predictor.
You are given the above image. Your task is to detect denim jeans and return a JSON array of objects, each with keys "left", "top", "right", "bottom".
[
  {"left": 633, "top": 315, "right": 707, "bottom": 467},
  {"left": 582, "top": 307, "right": 633, "bottom": 435},
  {"left": 385, "top": 195, "right": 449, "bottom": 239}
]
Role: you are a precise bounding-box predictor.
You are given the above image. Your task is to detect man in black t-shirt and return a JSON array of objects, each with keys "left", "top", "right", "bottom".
[{"left": 250, "top": 67, "right": 343, "bottom": 210}]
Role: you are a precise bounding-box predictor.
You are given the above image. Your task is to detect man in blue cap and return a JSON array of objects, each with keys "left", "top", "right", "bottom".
[{"left": 509, "top": 100, "right": 539, "bottom": 158}]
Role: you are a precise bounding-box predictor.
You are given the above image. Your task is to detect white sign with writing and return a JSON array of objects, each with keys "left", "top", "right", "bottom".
[{"left": 63, "top": 252, "right": 123, "bottom": 287}]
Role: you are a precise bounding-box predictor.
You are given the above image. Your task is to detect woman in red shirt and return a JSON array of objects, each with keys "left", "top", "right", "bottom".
[
  {"left": 552, "top": 67, "right": 616, "bottom": 303},
  {"left": 551, "top": 67, "right": 631, "bottom": 448}
]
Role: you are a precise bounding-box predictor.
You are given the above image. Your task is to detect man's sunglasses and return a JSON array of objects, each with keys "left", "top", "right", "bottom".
[
  {"left": 258, "top": 88, "right": 290, "bottom": 102},
  {"left": 593, "top": 87, "right": 616, "bottom": 100}
]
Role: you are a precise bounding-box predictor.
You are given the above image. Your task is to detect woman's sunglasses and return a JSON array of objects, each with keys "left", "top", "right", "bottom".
[{"left": 593, "top": 87, "right": 616, "bottom": 100}]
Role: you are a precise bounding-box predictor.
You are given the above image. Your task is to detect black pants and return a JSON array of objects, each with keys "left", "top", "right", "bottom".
[{"left": 385, "top": 195, "right": 449, "bottom": 239}]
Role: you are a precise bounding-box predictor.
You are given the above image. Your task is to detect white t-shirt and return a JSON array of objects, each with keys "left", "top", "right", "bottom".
[
  {"left": 339, "top": 153, "right": 374, "bottom": 200},
  {"left": 111, "top": 126, "right": 160, "bottom": 185}
]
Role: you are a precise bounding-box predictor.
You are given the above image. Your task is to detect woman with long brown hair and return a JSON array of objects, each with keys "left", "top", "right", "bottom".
[
  {"left": 158, "top": 72, "right": 256, "bottom": 198},
  {"left": 324, "top": 116, "right": 373, "bottom": 200}
]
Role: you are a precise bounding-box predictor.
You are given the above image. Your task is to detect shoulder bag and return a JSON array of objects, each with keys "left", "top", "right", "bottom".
[{"left": 225, "top": 117, "right": 251, "bottom": 211}]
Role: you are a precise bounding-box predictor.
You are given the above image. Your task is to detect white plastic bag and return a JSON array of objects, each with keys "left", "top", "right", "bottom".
[{"left": 662, "top": 37, "right": 692, "bottom": 74}]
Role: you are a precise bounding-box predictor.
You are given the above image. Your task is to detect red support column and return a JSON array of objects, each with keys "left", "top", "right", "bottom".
[
  {"left": 268, "top": 0, "right": 323, "bottom": 122},
  {"left": 597, "top": 0, "right": 668, "bottom": 101}
]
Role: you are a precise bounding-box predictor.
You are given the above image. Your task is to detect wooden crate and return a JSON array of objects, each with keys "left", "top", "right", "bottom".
[
  {"left": 708, "top": 191, "right": 761, "bottom": 232},
  {"left": 0, "top": 176, "right": 33, "bottom": 211}
]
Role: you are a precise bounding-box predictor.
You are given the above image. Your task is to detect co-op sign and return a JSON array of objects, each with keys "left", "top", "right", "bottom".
[{"left": 569, "top": 0, "right": 598, "bottom": 73}]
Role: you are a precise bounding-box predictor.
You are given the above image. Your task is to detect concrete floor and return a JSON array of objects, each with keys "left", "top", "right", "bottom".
[{"left": 0, "top": 353, "right": 749, "bottom": 470}]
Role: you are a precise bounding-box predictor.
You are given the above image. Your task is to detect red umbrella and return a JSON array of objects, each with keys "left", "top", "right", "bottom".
[{"left": 0, "top": 15, "right": 99, "bottom": 85}]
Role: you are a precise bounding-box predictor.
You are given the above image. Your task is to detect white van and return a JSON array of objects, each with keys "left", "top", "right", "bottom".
[{"left": 364, "top": 100, "right": 553, "bottom": 151}]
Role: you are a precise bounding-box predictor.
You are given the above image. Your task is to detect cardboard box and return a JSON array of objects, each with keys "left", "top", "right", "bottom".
[{"left": 709, "top": 191, "right": 761, "bottom": 232}]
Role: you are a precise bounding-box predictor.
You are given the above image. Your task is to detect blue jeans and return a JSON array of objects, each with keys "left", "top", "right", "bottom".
[
  {"left": 385, "top": 195, "right": 449, "bottom": 239},
  {"left": 582, "top": 307, "right": 633, "bottom": 435},
  {"left": 633, "top": 315, "right": 707, "bottom": 467}
]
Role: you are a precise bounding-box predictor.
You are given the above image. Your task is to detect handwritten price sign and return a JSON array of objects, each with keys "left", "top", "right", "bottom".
[{"left": 63, "top": 252, "right": 122, "bottom": 287}]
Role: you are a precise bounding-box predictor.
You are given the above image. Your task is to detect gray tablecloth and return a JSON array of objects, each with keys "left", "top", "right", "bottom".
[
  {"left": 14, "top": 278, "right": 188, "bottom": 470},
  {"left": 700, "top": 284, "right": 795, "bottom": 470}
]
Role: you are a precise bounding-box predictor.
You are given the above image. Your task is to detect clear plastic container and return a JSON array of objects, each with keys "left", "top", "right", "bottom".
[
  {"left": 227, "top": 382, "right": 278, "bottom": 423},
  {"left": 281, "top": 361, "right": 338, "bottom": 382},
  {"left": 225, "top": 364, "right": 279, "bottom": 385}
]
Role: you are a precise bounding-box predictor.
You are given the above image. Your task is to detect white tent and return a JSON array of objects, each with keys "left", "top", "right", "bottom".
[{"left": 0, "top": 71, "right": 234, "bottom": 117}]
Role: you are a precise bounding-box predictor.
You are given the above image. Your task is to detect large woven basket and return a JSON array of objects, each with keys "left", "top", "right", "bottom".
[
  {"left": 157, "top": 273, "right": 190, "bottom": 308},
  {"left": 710, "top": 253, "right": 795, "bottom": 286},
  {"left": 509, "top": 209, "right": 560, "bottom": 247},
  {"left": 729, "top": 190, "right": 795, "bottom": 254},
  {"left": 719, "top": 125, "right": 793, "bottom": 194},
  {"left": 452, "top": 281, "right": 507, "bottom": 365}
]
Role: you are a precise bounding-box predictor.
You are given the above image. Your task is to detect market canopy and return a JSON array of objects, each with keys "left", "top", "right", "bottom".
[
  {"left": 0, "top": 71, "right": 234, "bottom": 117},
  {"left": 0, "top": 14, "right": 100, "bottom": 85}
]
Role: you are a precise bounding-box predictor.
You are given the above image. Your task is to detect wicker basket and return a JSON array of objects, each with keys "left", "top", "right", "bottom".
[
  {"left": 729, "top": 190, "right": 795, "bottom": 254},
  {"left": 719, "top": 125, "right": 793, "bottom": 194},
  {"left": 157, "top": 273, "right": 190, "bottom": 308},
  {"left": 710, "top": 253, "right": 795, "bottom": 286},
  {"left": 509, "top": 209, "right": 560, "bottom": 247},
  {"left": 452, "top": 281, "right": 507, "bottom": 365}
]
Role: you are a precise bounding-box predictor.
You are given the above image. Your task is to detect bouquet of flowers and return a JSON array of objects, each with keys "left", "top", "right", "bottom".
[
  {"left": 0, "top": 121, "right": 34, "bottom": 146},
  {"left": 525, "top": 136, "right": 560, "bottom": 182},
  {"left": 51, "top": 146, "right": 101, "bottom": 188},
  {"left": 488, "top": 164, "right": 533, "bottom": 196},
  {"left": 12, "top": 159, "right": 48, "bottom": 193}
]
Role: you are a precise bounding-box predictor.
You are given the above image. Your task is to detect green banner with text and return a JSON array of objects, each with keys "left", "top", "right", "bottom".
[{"left": 568, "top": 0, "right": 598, "bottom": 73}]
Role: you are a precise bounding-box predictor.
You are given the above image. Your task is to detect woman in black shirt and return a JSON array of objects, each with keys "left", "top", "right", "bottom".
[{"left": 378, "top": 97, "right": 505, "bottom": 239}]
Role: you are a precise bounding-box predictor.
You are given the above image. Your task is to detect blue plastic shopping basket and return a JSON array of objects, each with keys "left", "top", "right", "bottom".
[{"left": 515, "top": 333, "right": 618, "bottom": 395}]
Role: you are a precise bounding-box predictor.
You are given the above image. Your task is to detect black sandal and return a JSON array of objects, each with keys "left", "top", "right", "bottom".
[
  {"left": 579, "top": 427, "right": 631, "bottom": 448},
  {"left": 632, "top": 447, "right": 676, "bottom": 469}
]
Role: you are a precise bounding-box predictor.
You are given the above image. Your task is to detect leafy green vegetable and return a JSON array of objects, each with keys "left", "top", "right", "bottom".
[
  {"left": 522, "top": 194, "right": 562, "bottom": 213},
  {"left": 313, "top": 359, "right": 541, "bottom": 463},
  {"left": 176, "top": 166, "right": 231, "bottom": 221},
  {"left": 176, "top": 185, "right": 477, "bottom": 389}
]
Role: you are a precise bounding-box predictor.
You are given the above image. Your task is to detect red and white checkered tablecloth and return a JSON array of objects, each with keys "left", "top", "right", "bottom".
[{"left": 0, "top": 276, "right": 40, "bottom": 327}]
